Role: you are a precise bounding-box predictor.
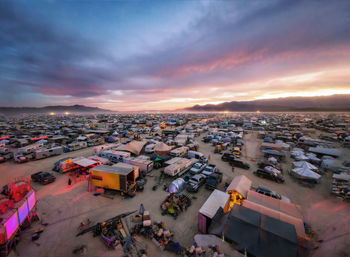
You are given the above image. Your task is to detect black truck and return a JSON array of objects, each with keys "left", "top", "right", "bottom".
[
  {"left": 221, "top": 152, "right": 235, "bottom": 162},
  {"left": 205, "top": 171, "right": 223, "bottom": 190},
  {"left": 31, "top": 171, "right": 56, "bottom": 185},
  {"left": 229, "top": 159, "right": 250, "bottom": 170}
]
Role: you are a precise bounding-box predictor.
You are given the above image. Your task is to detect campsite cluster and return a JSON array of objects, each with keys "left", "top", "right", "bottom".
[{"left": 0, "top": 112, "right": 349, "bottom": 257}]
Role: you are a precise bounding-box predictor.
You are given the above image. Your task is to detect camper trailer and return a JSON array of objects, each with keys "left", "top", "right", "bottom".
[
  {"left": 99, "top": 150, "right": 131, "bottom": 163},
  {"left": 0, "top": 149, "right": 13, "bottom": 163},
  {"left": 35, "top": 146, "right": 63, "bottom": 160},
  {"left": 18, "top": 143, "right": 43, "bottom": 154},
  {"left": 170, "top": 146, "right": 189, "bottom": 157},
  {"left": 92, "top": 143, "right": 119, "bottom": 155},
  {"left": 123, "top": 155, "right": 153, "bottom": 173},
  {"left": 164, "top": 157, "right": 193, "bottom": 177},
  {"left": 68, "top": 141, "right": 88, "bottom": 151}
]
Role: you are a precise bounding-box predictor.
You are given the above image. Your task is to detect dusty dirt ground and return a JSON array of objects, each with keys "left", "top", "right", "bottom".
[{"left": 1, "top": 132, "right": 349, "bottom": 257}]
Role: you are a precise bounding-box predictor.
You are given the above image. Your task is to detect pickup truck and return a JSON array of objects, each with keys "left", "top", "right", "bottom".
[
  {"left": 221, "top": 153, "right": 235, "bottom": 162},
  {"left": 190, "top": 162, "right": 206, "bottom": 175},
  {"left": 229, "top": 159, "right": 250, "bottom": 170},
  {"left": 31, "top": 171, "right": 56, "bottom": 185},
  {"left": 186, "top": 174, "right": 207, "bottom": 192},
  {"left": 205, "top": 171, "right": 223, "bottom": 190},
  {"left": 203, "top": 164, "right": 218, "bottom": 174}
]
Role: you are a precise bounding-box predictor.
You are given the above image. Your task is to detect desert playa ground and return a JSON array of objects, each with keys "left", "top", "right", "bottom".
[{"left": 2, "top": 132, "right": 349, "bottom": 257}]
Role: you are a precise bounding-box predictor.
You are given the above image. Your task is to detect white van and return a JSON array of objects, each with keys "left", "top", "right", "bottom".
[{"left": 187, "top": 150, "right": 208, "bottom": 163}]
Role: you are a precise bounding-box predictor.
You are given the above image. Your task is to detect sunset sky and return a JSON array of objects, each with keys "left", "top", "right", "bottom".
[{"left": 1, "top": 0, "right": 350, "bottom": 111}]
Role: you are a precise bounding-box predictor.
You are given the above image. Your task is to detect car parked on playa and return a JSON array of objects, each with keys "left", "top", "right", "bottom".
[
  {"left": 256, "top": 185, "right": 290, "bottom": 202},
  {"left": 31, "top": 171, "right": 56, "bottom": 185},
  {"left": 254, "top": 169, "right": 285, "bottom": 183}
]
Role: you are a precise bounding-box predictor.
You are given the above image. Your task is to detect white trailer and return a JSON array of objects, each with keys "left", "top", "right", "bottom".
[
  {"left": 174, "top": 135, "right": 188, "bottom": 146},
  {"left": 164, "top": 157, "right": 193, "bottom": 177},
  {"left": 93, "top": 143, "right": 119, "bottom": 155},
  {"left": 88, "top": 155, "right": 111, "bottom": 165},
  {"left": 170, "top": 146, "right": 189, "bottom": 157},
  {"left": 68, "top": 141, "right": 87, "bottom": 151},
  {"left": 124, "top": 155, "right": 153, "bottom": 173},
  {"left": 35, "top": 146, "right": 63, "bottom": 160},
  {"left": 18, "top": 143, "right": 43, "bottom": 154},
  {"left": 100, "top": 150, "right": 131, "bottom": 163}
]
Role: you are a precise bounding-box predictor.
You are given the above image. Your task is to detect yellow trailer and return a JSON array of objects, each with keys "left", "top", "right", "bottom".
[{"left": 90, "top": 163, "right": 139, "bottom": 192}]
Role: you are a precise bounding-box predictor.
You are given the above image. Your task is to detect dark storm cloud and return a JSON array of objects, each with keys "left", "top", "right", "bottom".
[{"left": 0, "top": 1, "right": 119, "bottom": 99}]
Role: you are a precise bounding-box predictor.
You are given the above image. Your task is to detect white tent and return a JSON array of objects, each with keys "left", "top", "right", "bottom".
[{"left": 291, "top": 167, "right": 321, "bottom": 181}]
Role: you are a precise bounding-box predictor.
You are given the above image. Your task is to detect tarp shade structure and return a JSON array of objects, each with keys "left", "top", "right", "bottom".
[
  {"left": 72, "top": 157, "right": 98, "bottom": 168},
  {"left": 308, "top": 147, "right": 340, "bottom": 158},
  {"left": 262, "top": 149, "right": 286, "bottom": 157},
  {"left": 209, "top": 205, "right": 299, "bottom": 257},
  {"left": 153, "top": 142, "right": 173, "bottom": 155},
  {"left": 291, "top": 167, "right": 321, "bottom": 181},
  {"left": 332, "top": 173, "right": 350, "bottom": 182},
  {"left": 116, "top": 140, "right": 147, "bottom": 155},
  {"left": 293, "top": 161, "right": 317, "bottom": 170}
]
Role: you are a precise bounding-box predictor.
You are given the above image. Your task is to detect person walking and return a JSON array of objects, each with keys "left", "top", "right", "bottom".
[
  {"left": 68, "top": 177, "right": 72, "bottom": 187},
  {"left": 208, "top": 154, "right": 211, "bottom": 161},
  {"left": 232, "top": 166, "right": 235, "bottom": 173}
]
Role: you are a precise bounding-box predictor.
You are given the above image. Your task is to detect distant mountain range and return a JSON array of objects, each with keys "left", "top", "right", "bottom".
[
  {"left": 0, "top": 105, "right": 114, "bottom": 115},
  {"left": 184, "top": 94, "right": 350, "bottom": 112}
]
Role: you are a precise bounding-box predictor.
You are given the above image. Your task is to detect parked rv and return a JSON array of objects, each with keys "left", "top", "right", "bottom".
[
  {"left": 170, "top": 146, "right": 189, "bottom": 157},
  {"left": 164, "top": 157, "right": 193, "bottom": 177},
  {"left": 35, "top": 146, "right": 63, "bottom": 160},
  {"left": 68, "top": 141, "right": 87, "bottom": 151},
  {"left": 0, "top": 149, "right": 13, "bottom": 163},
  {"left": 99, "top": 150, "right": 131, "bottom": 163},
  {"left": 124, "top": 156, "right": 153, "bottom": 173}
]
